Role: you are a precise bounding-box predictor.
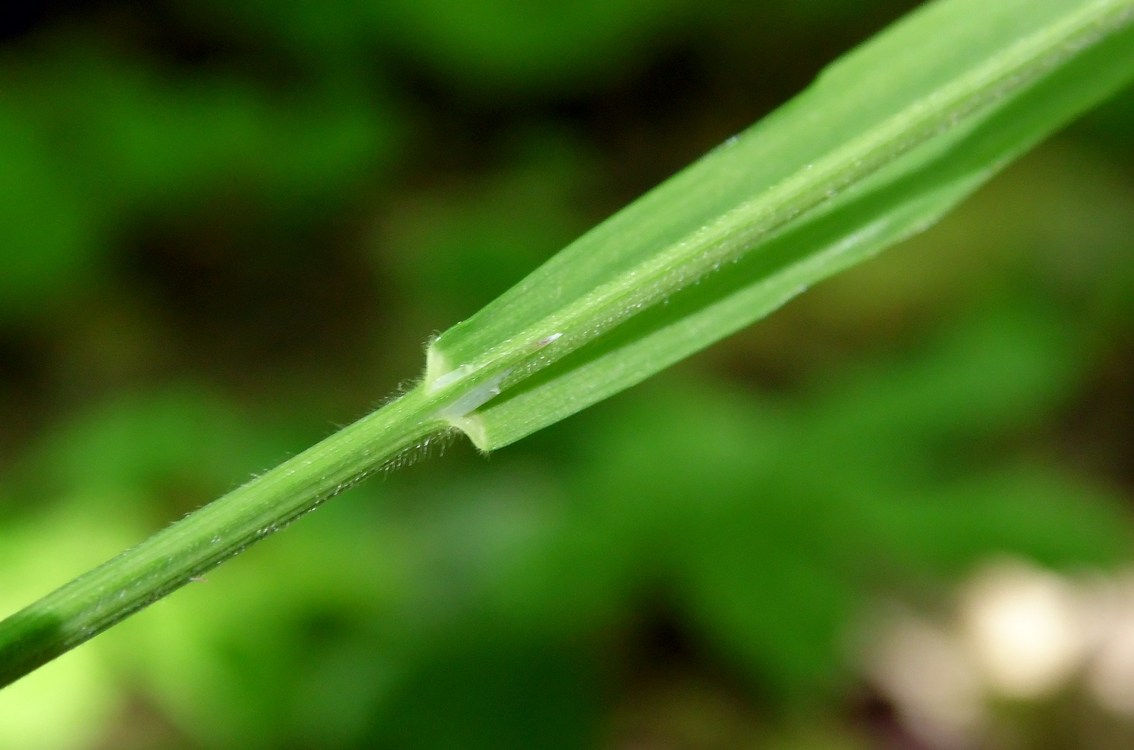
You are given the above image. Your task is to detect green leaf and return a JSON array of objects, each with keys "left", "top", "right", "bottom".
[
  {"left": 3, "top": 0, "right": 1133, "bottom": 687},
  {"left": 424, "top": 0, "right": 1134, "bottom": 450}
]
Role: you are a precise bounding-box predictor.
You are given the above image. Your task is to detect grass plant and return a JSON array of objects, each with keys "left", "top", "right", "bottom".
[{"left": 1, "top": 0, "right": 1133, "bottom": 687}]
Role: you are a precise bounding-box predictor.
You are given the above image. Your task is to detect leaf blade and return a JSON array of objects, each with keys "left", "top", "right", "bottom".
[{"left": 425, "top": 0, "right": 1134, "bottom": 449}]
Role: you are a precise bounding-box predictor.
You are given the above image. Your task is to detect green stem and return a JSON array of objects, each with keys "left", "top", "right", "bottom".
[
  {"left": 2, "top": 0, "right": 1132, "bottom": 689},
  {"left": 0, "top": 386, "right": 447, "bottom": 687}
]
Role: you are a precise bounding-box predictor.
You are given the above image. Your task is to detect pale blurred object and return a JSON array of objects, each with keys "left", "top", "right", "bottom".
[
  {"left": 862, "top": 608, "right": 985, "bottom": 748},
  {"left": 861, "top": 558, "right": 1134, "bottom": 749},
  {"left": 959, "top": 558, "right": 1087, "bottom": 699},
  {"left": 1084, "top": 571, "right": 1134, "bottom": 716}
]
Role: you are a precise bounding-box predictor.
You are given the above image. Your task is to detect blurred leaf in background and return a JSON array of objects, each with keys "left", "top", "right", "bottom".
[{"left": 0, "top": 0, "right": 1132, "bottom": 748}]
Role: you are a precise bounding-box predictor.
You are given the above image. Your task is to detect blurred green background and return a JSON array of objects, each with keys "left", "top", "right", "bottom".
[{"left": 1, "top": 1, "right": 1132, "bottom": 748}]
